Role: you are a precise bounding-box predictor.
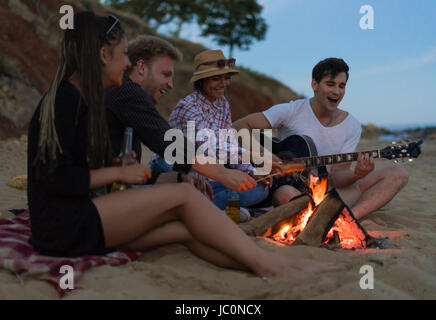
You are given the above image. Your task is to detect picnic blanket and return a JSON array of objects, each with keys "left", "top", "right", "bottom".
[{"left": 0, "top": 210, "right": 141, "bottom": 297}]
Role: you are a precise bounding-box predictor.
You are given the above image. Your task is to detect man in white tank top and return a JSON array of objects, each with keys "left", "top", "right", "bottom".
[{"left": 233, "top": 58, "right": 408, "bottom": 220}]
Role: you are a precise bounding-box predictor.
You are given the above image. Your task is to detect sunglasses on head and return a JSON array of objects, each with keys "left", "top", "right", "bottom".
[
  {"left": 106, "top": 15, "right": 120, "bottom": 37},
  {"left": 201, "top": 58, "right": 236, "bottom": 69}
]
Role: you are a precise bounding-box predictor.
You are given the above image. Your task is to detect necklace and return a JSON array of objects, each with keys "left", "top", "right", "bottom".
[
  {"left": 325, "top": 111, "right": 335, "bottom": 127},
  {"left": 310, "top": 98, "right": 336, "bottom": 127}
]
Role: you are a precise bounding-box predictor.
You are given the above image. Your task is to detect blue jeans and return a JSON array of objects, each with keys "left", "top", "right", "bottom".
[
  {"left": 149, "top": 157, "right": 175, "bottom": 173},
  {"left": 150, "top": 157, "right": 269, "bottom": 210},
  {"left": 210, "top": 181, "right": 269, "bottom": 210}
]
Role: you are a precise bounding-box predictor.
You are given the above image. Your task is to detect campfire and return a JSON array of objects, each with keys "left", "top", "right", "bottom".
[
  {"left": 241, "top": 175, "right": 374, "bottom": 250},
  {"left": 271, "top": 175, "right": 368, "bottom": 249}
]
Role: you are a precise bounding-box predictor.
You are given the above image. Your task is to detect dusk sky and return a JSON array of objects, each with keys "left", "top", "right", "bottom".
[{"left": 157, "top": 0, "right": 436, "bottom": 128}]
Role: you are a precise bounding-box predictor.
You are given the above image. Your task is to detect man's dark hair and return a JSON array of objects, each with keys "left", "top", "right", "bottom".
[{"left": 312, "top": 58, "right": 349, "bottom": 83}]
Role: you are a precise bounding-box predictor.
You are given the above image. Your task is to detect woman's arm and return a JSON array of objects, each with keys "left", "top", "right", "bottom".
[{"left": 90, "top": 164, "right": 152, "bottom": 189}]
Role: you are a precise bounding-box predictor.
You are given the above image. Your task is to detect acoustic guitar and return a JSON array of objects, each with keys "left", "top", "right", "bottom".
[{"left": 256, "top": 133, "right": 423, "bottom": 182}]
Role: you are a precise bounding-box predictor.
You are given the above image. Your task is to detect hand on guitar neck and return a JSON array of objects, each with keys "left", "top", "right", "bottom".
[{"left": 353, "top": 152, "right": 375, "bottom": 180}]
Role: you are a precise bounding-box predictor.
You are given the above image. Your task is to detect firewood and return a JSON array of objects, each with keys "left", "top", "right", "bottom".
[
  {"left": 293, "top": 189, "right": 343, "bottom": 246},
  {"left": 239, "top": 194, "right": 312, "bottom": 236}
]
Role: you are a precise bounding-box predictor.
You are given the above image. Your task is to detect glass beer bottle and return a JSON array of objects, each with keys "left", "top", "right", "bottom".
[
  {"left": 112, "top": 127, "right": 135, "bottom": 192},
  {"left": 225, "top": 191, "right": 240, "bottom": 224}
]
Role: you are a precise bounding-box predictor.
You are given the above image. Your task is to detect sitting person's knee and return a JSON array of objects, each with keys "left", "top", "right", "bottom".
[
  {"left": 177, "top": 182, "right": 198, "bottom": 198},
  {"left": 390, "top": 163, "right": 409, "bottom": 188},
  {"left": 272, "top": 185, "right": 301, "bottom": 207}
]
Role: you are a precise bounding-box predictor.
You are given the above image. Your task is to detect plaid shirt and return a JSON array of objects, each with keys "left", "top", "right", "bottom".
[{"left": 153, "top": 91, "right": 253, "bottom": 173}]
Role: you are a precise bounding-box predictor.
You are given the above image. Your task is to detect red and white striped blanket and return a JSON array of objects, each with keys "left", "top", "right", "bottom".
[{"left": 0, "top": 210, "right": 140, "bottom": 297}]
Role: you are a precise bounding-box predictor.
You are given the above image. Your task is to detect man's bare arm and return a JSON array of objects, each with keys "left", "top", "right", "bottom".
[
  {"left": 233, "top": 112, "right": 282, "bottom": 167},
  {"left": 233, "top": 112, "right": 272, "bottom": 131},
  {"left": 191, "top": 161, "right": 256, "bottom": 193}
]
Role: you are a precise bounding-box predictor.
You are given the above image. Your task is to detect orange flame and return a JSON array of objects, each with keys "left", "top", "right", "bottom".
[
  {"left": 323, "top": 208, "right": 367, "bottom": 249},
  {"left": 272, "top": 174, "right": 367, "bottom": 249},
  {"left": 273, "top": 174, "right": 327, "bottom": 244}
]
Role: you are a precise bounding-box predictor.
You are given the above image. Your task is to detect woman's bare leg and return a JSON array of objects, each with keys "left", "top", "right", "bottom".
[
  {"left": 93, "top": 183, "right": 342, "bottom": 277},
  {"left": 119, "top": 220, "right": 246, "bottom": 270}
]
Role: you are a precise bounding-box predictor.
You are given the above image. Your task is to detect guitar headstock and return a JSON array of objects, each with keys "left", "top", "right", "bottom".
[{"left": 380, "top": 139, "right": 423, "bottom": 162}]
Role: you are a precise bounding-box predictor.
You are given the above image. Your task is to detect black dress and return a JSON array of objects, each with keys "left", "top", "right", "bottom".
[{"left": 27, "top": 81, "right": 106, "bottom": 257}]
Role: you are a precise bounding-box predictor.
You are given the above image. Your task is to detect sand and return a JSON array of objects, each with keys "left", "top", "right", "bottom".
[{"left": 0, "top": 136, "right": 435, "bottom": 300}]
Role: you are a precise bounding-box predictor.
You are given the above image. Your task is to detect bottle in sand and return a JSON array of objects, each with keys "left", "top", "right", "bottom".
[
  {"left": 111, "top": 127, "right": 135, "bottom": 192},
  {"left": 225, "top": 191, "right": 240, "bottom": 224}
]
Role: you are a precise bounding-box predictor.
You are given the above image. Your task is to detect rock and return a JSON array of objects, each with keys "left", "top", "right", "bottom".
[{"left": 0, "top": 76, "right": 41, "bottom": 130}]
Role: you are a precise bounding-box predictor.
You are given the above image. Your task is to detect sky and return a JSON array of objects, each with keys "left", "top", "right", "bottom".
[{"left": 157, "top": 0, "right": 436, "bottom": 128}]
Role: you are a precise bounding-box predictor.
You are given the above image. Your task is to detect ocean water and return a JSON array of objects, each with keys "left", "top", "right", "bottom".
[{"left": 379, "top": 123, "right": 436, "bottom": 131}]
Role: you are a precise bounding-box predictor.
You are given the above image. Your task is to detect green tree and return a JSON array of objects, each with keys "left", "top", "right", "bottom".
[{"left": 198, "top": 0, "right": 267, "bottom": 57}]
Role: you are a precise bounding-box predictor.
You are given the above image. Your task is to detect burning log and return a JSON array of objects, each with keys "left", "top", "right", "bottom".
[
  {"left": 239, "top": 194, "right": 312, "bottom": 237},
  {"left": 293, "top": 189, "right": 370, "bottom": 249},
  {"left": 293, "top": 189, "right": 344, "bottom": 246},
  {"left": 240, "top": 173, "right": 376, "bottom": 250}
]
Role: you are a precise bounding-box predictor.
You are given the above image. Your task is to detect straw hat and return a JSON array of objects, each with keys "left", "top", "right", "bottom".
[{"left": 190, "top": 50, "right": 239, "bottom": 83}]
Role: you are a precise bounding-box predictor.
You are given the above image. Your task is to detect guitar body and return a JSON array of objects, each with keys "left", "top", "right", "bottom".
[
  {"left": 260, "top": 132, "right": 327, "bottom": 177},
  {"left": 270, "top": 134, "right": 317, "bottom": 160}
]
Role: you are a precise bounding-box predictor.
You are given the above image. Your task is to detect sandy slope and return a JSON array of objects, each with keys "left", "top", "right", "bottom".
[{"left": 0, "top": 137, "right": 435, "bottom": 299}]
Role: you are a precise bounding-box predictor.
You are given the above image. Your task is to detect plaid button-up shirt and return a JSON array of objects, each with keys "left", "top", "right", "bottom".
[{"left": 153, "top": 91, "right": 253, "bottom": 173}]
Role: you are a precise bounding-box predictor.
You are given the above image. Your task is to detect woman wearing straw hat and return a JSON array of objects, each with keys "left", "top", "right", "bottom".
[{"left": 152, "top": 50, "right": 271, "bottom": 220}]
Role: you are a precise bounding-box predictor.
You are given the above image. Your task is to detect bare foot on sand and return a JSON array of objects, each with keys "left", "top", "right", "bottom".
[{"left": 255, "top": 251, "right": 345, "bottom": 279}]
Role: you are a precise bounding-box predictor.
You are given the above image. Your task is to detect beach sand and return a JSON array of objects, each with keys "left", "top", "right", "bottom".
[{"left": 0, "top": 137, "right": 435, "bottom": 299}]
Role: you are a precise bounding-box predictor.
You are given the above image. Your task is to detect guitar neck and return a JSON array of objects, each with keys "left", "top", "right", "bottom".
[{"left": 300, "top": 150, "right": 381, "bottom": 168}]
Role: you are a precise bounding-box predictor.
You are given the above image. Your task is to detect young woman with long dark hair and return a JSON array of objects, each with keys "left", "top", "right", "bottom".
[{"left": 27, "top": 11, "right": 340, "bottom": 278}]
